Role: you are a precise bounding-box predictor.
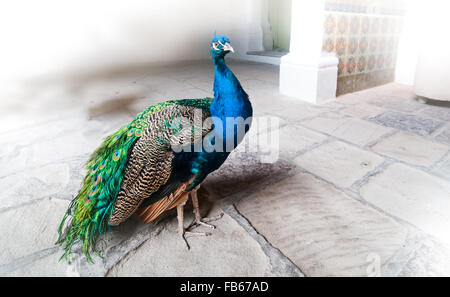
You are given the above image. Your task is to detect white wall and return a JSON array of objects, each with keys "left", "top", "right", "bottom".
[
  {"left": 395, "top": 0, "right": 450, "bottom": 87},
  {"left": 268, "top": 0, "right": 291, "bottom": 51},
  {"left": 395, "top": 0, "right": 421, "bottom": 85},
  {"left": 0, "top": 0, "right": 253, "bottom": 88}
]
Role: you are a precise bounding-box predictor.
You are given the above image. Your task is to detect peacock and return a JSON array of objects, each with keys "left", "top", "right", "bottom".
[{"left": 57, "top": 34, "right": 253, "bottom": 262}]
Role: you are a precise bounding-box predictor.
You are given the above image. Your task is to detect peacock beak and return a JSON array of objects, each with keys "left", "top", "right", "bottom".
[{"left": 223, "top": 42, "right": 234, "bottom": 53}]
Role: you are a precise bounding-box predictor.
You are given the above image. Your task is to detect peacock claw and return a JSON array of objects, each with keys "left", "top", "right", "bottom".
[
  {"left": 187, "top": 219, "right": 215, "bottom": 230},
  {"left": 180, "top": 232, "right": 190, "bottom": 250},
  {"left": 187, "top": 212, "right": 224, "bottom": 231},
  {"left": 180, "top": 230, "right": 211, "bottom": 250},
  {"left": 185, "top": 230, "right": 212, "bottom": 237},
  {"left": 177, "top": 202, "right": 214, "bottom": 250}
]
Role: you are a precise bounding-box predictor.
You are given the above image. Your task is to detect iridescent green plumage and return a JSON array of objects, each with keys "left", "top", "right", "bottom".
[{"left": 57, "top": 98, "right": 213, "bottom": 262}]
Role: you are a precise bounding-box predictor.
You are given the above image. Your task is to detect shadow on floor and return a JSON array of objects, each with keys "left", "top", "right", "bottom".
[
  {"left": 24, "top": 60, "right": 209, "bottom": 96},
  {"left": 203, "top": 152, "right": 295, "bottom": 201},
  {"left": 88, "top": 93, "right": 142, "bottom": 118},
  {"left": 424, "top": 98, "right": 450, "bottom": 108}
]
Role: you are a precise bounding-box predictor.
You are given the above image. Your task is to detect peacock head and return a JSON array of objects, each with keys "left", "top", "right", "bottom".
[{"left": 210, "top": 34, "right": 234, "bottom": 59}]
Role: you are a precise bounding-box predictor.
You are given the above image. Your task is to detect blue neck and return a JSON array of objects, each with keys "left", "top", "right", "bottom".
[
  {"left": 210, "top": 56, "right": 252, "bottom": 120},
  {"left": 209, "top": 56, "right": 252, "bottom": 145}
]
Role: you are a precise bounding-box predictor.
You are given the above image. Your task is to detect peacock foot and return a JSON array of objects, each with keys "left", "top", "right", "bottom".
[
  {"left": 179, "top": 229, "right": 211, "bottom": 250},
  {"left": 188, "top": 185, "right": 224, "bottom": 231},
  {"left": 187, "top": 212, "right": 224, "bottom": 230},
  {"left": 176, "top": 201, "right": 211, "bottom": 250}
]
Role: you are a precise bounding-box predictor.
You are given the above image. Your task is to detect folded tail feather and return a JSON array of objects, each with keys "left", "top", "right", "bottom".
[
  {"left": 135, "top": 179, "right": 192, "bottom": 223},
  {"left": 57, "top": 98, "right": 213, "bottom": 262}
]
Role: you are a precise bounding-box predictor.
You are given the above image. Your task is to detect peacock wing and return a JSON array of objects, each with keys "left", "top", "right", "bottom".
[
  {"left": 110, "top": 103, "right": 213, "bottom": 225},
  {"left": 57, "top": 97, "right": 213, "bottom": 261}
]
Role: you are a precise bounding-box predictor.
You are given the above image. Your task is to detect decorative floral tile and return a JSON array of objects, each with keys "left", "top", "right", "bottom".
[
  {"left": 367, "top": 54, "right": 377, "bottom": 71},
  {"left": 337, "top": 14, "right": 349, "bottom": 34},
  {"left": 349, "top": 15, "right": 360, "bottom": 34},
  {"left": 336, "top": 36, "right": 347, "bottom": 56},
  {"left": 385, "top": 53, "right": 393, "bottom": 68},
  {"left": 361, "top": 16, "right": 370, "bottom": 34},
  {"left": 377, "top": 54, "right": 385, "bottom": 69},
  {"left": 371, "top": 17, "right": 380, "bottom": 34},
  {"left": 324, "top": 14, "right": 336, "bottom": 35},
  {"left": 323, "top": 37, "right": 335, "bottom": 52},
  {"left": 346, "top": 56, "right": 357, "bottom": 74},
  {"left": 359, "top": 36, "right": 368, "bottom": 54},
  {"left": 338, "top": 57, "right": 345, "bottom": 76},
  {"left": 325, "top": 0, "right": 406, "bottom": 16},
  {"left": 357, "top": 56, "right": 367, "bottom": 73},
  {"left": 348, "top": 37, "right": 358, "bottom": 54},
  {"left": 379, "top": 37, "right": 386, "bottom": 52},
  {"left": 369, "top": 37, "right": 378, "bottom": 52},
  {"left": 323, "top": 1, "right": 405, "bottom": 94},
  {"left": 387, "top": 36, "right": 395, "bottom": 51}
]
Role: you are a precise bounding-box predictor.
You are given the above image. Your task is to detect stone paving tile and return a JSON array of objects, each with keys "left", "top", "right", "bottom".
[
  {"left": 431, "top": 154, "right": 450, "bottom": 181},
  {"left": 241, "top": 78, "right": 279, "bottom": 95},
  {"left": 369, "top": 111, "right": 443, "bottom": 136},
  {"left": 355, "top": 84, "right": 424, "bottom": 114},
  {"left": 321, "top": 100, "right": 346, "bottom": 110},
  {"left": 360, "top": 163, "right": 450, "bottom": 245},
  {"left": 277, "top": 124, "right": 328, "bottom": 152},
  {"left": 244, "top": 114, "right": 287, "bottom": 137},
  {"left": 85, "top": 87, "right": 150, "bottom": 116},
  {"left": 107, "top": 207, "right": 270, "bottom": 277},
  {"left": 0, "top": 125, "right": 101, "bottom": 178},
  {"left": 75, "top": 212, "right": 169, "bottom": 276},
  {"left": 384, "top": 84, "right": 416, "bottom": 99},
  {"left": 243, "top": 93, "right": 293, "bottom": 116},
  {"left": 435, "top": 125, "right": 450, "bottom": 146},
  {"left": 244, "top": 95, "right": 278, "bottom": 116},
  {"left": 266, "top": 100, "right": 330, "bottom": 122},
  {"left": 368, "top": 96, "right": 424, "bottom": 114},
  {"left": 0, "top": 197, "right": 69, "bottom": 266},
  {"left": 235, "top": 172, "right": 408, "bottom": 276},
  {"left": 204, "top": 151, "right": 295, "bottom": 200},
  {"left": 330, "top": 118, "right": 393, "bottom": 147},
  {"left": 299, "top": 112, "right": 348, "bottom": 134},
  {"left": 0, "top": 163, "right": 70, "bottom": 210},
  {"left": 336, "top": 93, "right": 365, "bottom": 105},
  {"left": 417, "top": 103, "right": 450, "bottom": 122},
  {"left": 154, "top": 86, "right": 211, "bottom": 101},
  {"left": 261, "top": 124, "right": 328, "bottom": 158},
  {"left": 370, "top": 131, "right": 449, "bottom": 167},
  {"left": 0, "top": 114, "right": 87, "bottom": 158},
  {"left": 351, "top": 83, "right": 414, "bottom": 101},
  {"left": 293, "top": 141, "right": 384, "bottom": 188},
  {"left": 302, "top": 115, "right": 393, "bottom": 146},
  {"left": 339, "top": 102, "right": 388, "bottom": 119},
  {"left": 228, "top": 61, "right": 278, "bottom": 83},
  {"left": 5, "top": 251, "right": 73, "bottom": 277},
  {"left": 398, "top": 239, "right": 450, "bottom": 277}
]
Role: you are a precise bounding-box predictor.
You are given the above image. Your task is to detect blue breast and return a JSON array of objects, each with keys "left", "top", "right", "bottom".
[{"left": 187, "top": 56, "right": 252, "bottom": 188}]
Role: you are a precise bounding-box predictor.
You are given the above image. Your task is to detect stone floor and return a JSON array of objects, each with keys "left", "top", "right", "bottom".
[{"left": 1, "top": 60, "right": 449, "bottom": 276}]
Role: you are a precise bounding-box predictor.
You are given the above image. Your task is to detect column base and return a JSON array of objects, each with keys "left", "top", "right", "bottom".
[{"left": 279, "top": 53, "right": 338, "bottom": 104}]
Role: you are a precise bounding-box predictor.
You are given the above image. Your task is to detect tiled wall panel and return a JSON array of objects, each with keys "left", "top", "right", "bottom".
[{"left": 323, "top": 0, "right": 405, "bottom": 95}]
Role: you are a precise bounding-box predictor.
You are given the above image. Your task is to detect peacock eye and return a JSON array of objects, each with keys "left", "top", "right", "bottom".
[{"left": 212, "top": 41, "right": 220, "bottom": 50}]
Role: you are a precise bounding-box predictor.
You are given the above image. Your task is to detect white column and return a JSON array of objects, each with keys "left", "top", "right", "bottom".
[
  {"left": 395, "top": 0, "right": 420, "bottom": 85},
  {"left": 279, "top": 0, "right": 338, "bottom": 104},
  {"left": 247, "top": 0, "right": 265, "bottom": 51},
  {"left": 261, "top": 0, "right": 273, "bottom": 51}
]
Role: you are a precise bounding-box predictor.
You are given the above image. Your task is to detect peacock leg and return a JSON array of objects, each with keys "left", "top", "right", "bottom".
[
  {"left": 177, "top": 202, "right": 211, "bottom": 250},
  {"left": 187, "top": 186, "right": 224, "bottom": 231}
]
